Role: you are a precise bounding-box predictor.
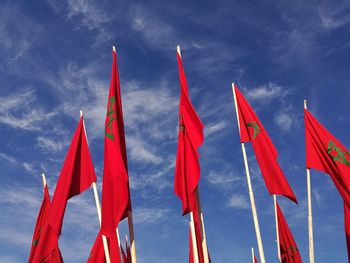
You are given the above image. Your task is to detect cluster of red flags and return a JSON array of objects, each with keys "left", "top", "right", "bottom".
[{"left": 29, "top": 49, "right": 134, "bottom": 262}]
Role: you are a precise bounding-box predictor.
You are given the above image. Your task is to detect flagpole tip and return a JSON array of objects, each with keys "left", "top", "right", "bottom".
[
  {"left": 41, "top": 173, "right": 47, "bottom": 187},
  {"left": 304, "top": 99, "right": 308, "bottom": 110},
  {"left": 112, "top": 46, "right": 116, "bottom": 53},
  {"left": 176, "top": 45, "right": 181, "bottom": 56},
  {"left": 80, "top": 110, "right": 84, "bottom": 117}
]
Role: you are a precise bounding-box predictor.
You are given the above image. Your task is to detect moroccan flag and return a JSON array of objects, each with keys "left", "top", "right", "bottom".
[
  {"left": 87, "top": 231, "right": 120, "bottom": 263},
  {"left": 32, "top": 116, "right": 97, "bottom": 262},
  {"left": 344, "top": 203, "right": 350, "bottom": 263},
  {"left": 174, "top": 50, "right": 205, "bottom": 215},
  {"left": 254, "top": 255, "right": 259, "bottom": 263},
  {"left": 28, "top": 185, "right": 62, "bottom": 263},
  {"left": 101, "top": 49, "right": 131, "bottom": 239},
  {"left": 233, "top": 84, "right": 297, "bottom": 203},
  {"left": 277, "top": 202, "right": 302, "bottom": 263},
  {"left": 305, "top": 109, "right": 350, "bottom": 206}
]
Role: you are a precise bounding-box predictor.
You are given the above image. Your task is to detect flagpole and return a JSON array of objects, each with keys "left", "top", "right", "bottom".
[
  {"left": 304, "top": 100, "right": 315, "bottom": 263},
  {"left": 251, "top": 247, "right": 254, "bottom": 263},
  {"left": 41, "top": 173, "right": 47, "bottom": 188},
  {"left": 232, "top": 83, "right": 266, "bottom": 263},
  {"left": 80, "top": 110, "right": 111, "bottom": 263},
  {"left": 273, "top": 195, "right": 281, "bottom": 263},
  {"left": 196, "top": 189, "right": 210, "bottom": 263},
  {"left": 177, "top": 44, "right": 200, "bottom": 263},
  {"left": 190, "top": 213, "right": 200, "bottom": 263}
]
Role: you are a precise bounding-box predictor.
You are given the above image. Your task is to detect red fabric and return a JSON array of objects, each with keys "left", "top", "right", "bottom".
[
  {"left": 32, "top": 116, "right": 96, "bottom": 262},
  {"left": 28, "top": 186, "right": 62, "bottom": 263},
  {"left": 344, "top": 203, "right": 350, "bottom": 263},
  {"left": 101, "top": 50, "right": 131, "bottom": 239},
  {"left": 234, "top": 85, "right": 297, "bottom": 203},
  {"left": 121, "top": 246, "right": 127, "bottom": 263},
  {"left": 174, "top": 52, "right": 204, "bottom": 215},
  {"left": 254, "top": 255, "right": 259, "bottom": 263},
  {"left": 277, "top": 202, "right": 302, "bottom": 263},
  {"left": 305, "top": 109, "right": 350, "bottom": 206},
  {"left": 87, "top": 231, "right": 120, "bottom": 263}
]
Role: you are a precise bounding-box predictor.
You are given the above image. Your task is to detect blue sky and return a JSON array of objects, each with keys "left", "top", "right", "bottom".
[{"left": 1, "top": 0, "right": 350, "bottom": 262}]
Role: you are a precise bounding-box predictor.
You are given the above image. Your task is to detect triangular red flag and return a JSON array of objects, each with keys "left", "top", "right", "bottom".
[
  {"left": 344, "top": 203, "right": 350, "bottom": 263},
  {"left": 101, "top": 49, "right": 131, "bottom": 239},
  {"left": 254, "top": 255, "right": 259, "bottom": 263},
  {"left": 277, "top": 202, "right": 302, "bottom": 263},
  {"left": 233, "top": 84, "right": 297, "bottom": 203},
  {"left": 87, "top": 231, "right": 120, "bottom": 263},
  {"left": 305, "top": 109, "right": 350, "bottom": 206},
  {"left": 174, "top": 50, "right": 204, "bottom": 215},
  {"left": 28, "top": 185, "right": 62, "bottom": 263},
  {"left": 32, "top": 116, "right": 97, "bottom": 262}
]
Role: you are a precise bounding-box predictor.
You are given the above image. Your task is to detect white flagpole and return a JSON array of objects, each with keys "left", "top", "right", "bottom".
[
  {"left": 177, "top": 44, "right": 200, "bottom": 263},
  {"left": 273, "top": 195, "right": 281, "bottom": 263},
  {"left": 231, "top": 83, "right": 266, "bottom": 263},
  {"left": 196, "top": 189, "right": 210, "bottom": 263},
  {"left": 251, "top": 247, "right": 254, "bottom": 263},
  {"left": 41, "top": 173, "right": 47, "bottom": 189},
  {"left": 189, "top": 213, "right": 200, "bottom": 263},
  {"left": 80, "top": 110, "right": 111, "bottom": 263},
  {"left": 304, "top": 100, "right": 315, "bottom": 263}
]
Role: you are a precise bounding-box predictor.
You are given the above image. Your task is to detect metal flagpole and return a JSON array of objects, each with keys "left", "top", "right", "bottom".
[
  {"left": 176, "top": 45, "right": 200, "bottom": 263},
  {"left": 273, "top": 195, "right": 281, "bottom": 263},
  {"left": 304, "top": 100, "right": 315, "bottom": 263},
  {"left": 41, "top": 173, "right": 47, "bottom": 189},
  {"left": 232, "top": 83, "right": 266, "bottom": 263},
  {"left": 80, "top": 110, "right": 111, "bottom": 263},
  {"left": 196, "top": 189, "right": 210, "bottom": 263},
  {"left": 251, "top": 247, "right": 254, "bottom": 263}
]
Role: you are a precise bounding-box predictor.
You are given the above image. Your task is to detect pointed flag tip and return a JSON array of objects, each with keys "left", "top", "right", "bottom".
[{"left": 112, "top": 46, "right": 116, "bottom": 52}]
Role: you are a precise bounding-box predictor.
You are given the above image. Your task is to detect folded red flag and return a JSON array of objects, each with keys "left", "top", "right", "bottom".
[
  {"left": 101, "top": 49, "right": 131, "bottom": 239},
  {"left": 277, "top": 202, "right": 302, "bottom": 263},
  {"left": 174, "top": 51, "right": 204, "bottom": 215},
  {"left": 32, "top": 116, "right": 96, "bottom": 262},
  {"left": 305, "top": 109, "right": 350, "bottom": 206},
  {"left": 233, "top": 84, "right": 297, "bottom": 203},
  {"left": 28, "top": 186, "right": 62, "bottom": 263},
  {"left": 87, "top": 231, "right": 120, "bottom": 263}
]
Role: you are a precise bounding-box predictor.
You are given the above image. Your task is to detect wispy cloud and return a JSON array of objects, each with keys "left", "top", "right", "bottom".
[
  {"left": 227, "top": 194, "right": 250, "bottom": 209},
  {"left": 37, "top": 136, "right": 67, "bottom": 152},
  {"left": 0, "top": 153, "right": 36, "bottom": 173},
  {"left": 318, "top": 2, "right": 350, "bottom": 29},
  {"left": 244, "top": 83, "right": 287, "bottom": 103},
  {"left": 133, "top": 207, "right": 170, "bottom": 224},
  {"left": 205, "top": 121, "right": 228, "bottom": 137},
  {"left": 127, "top": 136, "right": 162, "bottom": 164},
  {"left": 206, "top": 171, "right": 243, "bottom": 190}
]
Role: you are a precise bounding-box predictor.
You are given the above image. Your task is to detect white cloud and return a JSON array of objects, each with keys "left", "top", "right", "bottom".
[
  {"left": 227, "top": 194, "right": 250, "bottom": 209},
  {"left": 0, "top": 89, "right": 57, "bottom": 131},
  {"left": 133, "top": 207, "right": 170, "bottom": 224},
  {"left": 37, "top": 136, "right": 66, "bottom": 152},
  {"left": 205, "top": 121, "right": 228, "bottom": 137},
  {"left": 206, "top": 171, "right": 242, "bottom": 189},
  {"left": 127, "top": 136, "right": 162, "bottom": 164},
  {"left": 0, "top": 153, "right": 37, "bottom": 173},
  {"left": 274, "top": 112, "right": 294, "bottom": 131},
  {"left": 318, "top": 3, "right": 350, "bottom": 29},
  {"left": 245, "top": 83, "right": 287, "bottom": 103}
]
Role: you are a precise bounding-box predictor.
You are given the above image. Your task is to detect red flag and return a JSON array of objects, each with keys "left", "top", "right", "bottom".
[
  {"left": 28, "top": 186, "right": 62, "bottom": 263},
  {"left": 121, "top": 246, "right": 127, "bottom": 263},
  {"left": 87, "top": 232, "right": 120, "bottom": 263},
  {"left": 32, "top": 116, "right": 97, "bottom": 262},
  {"left": 277, "top": 202, "right": 302, "bottom": 263},
  {"left": 305, "top": 109, "right": 350, "bottom": 206},
  {"left": 254, "top": 255, "right": 259, "bottom": 263},
  {"left": 101, "top": 49, "right": 131, "bottom": 239},
  {"left": 233, "top": 84, "right": 297, "bottom": 203},
  {"left": 344, "top": 203, "right": 350, "bottom": 263},
  {"left": 174, "top": 51, "right": 205, "bottom": 215}
]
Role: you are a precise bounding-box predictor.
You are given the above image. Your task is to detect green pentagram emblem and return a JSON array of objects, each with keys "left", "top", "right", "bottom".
[
  {"left": 288, "top": 245, "right": 299, "bottom": 259},
  {"left": 179, "top": 114, "right": 185, "bottom": 132},
  {"left": 33, "top": 226, "right": 43, "bottom": 246},
  {"left": 247, "top": 121, "right": 261, "bottom": 139},
  {"left": 105, "top": 96, "right": 117, "bottom": 141},
  {"left": 327, "top": 140, "right": 350, "bottom": 166}
]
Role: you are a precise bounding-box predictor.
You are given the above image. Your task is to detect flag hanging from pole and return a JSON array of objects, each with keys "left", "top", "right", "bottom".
[
  {"left": 276, "top": 202, "right": 302, "bottom": 263},
  {"left": 305, "top": 109, "right": 350, "bottom": 206},
  {"left": 28, "top": 185, "right": 62, "bottom": 263},
  {"left": 233, "top": 84, "right": 297, "bottom": 203},
  {"left": 174, "top": 50, "right": 204, "bottom": 215},
  {"left": 254, "top": 255, "right": 259, "bottom": 263},
  {"left": 101, "top": 48, "right": 131, "bottom": 240},
  {"left": 87, "top": 231, "right": 120, "bottom": 263},
  {"left": 31, "top": 116, "right": 97, "bottom": 262}
]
